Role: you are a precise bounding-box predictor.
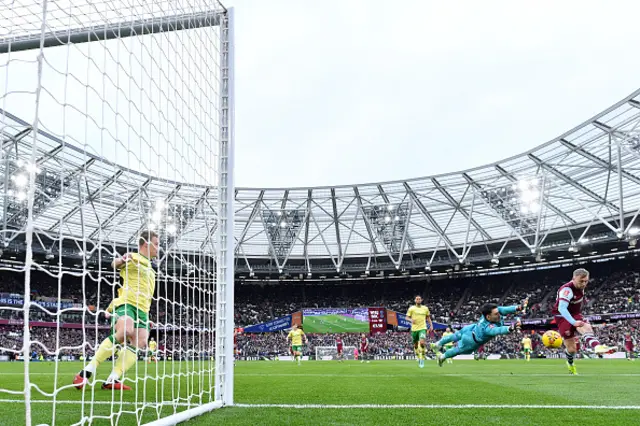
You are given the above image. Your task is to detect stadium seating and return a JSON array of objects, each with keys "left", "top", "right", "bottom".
[{"left": 1, "top": 258, "right": 639, "bottom": 359}]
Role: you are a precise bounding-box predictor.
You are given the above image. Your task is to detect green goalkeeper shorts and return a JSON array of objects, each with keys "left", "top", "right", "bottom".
[
  {"left": 411, "top": 329, "right": 427, "bottom": 345},
  {"left": 112, "top": 304, "right": 150, "bottom": 331},
  {"left": 291, "top": 345, "right": 303, "bottom": 352}
]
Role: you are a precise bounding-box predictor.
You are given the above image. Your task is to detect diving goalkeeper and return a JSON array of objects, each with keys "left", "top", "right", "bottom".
[
  {"left": 74, "top": 229, "right": 159, "bottom": 390},
  {"left": 432, "top": 300, "right": 527, "bottom": 366}
]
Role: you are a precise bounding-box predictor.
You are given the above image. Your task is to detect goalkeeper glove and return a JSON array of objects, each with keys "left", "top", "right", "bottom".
[
  {"left": 509, "top": 319, "right": 522, "bottom": 333},
  {"left": 517, "top": 297, "right": 529, "bottom": 313}
]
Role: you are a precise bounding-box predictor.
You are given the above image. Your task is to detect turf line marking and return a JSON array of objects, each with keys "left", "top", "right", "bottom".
[
  {"left": 234, "top": 373, "right": 640, "bottom": 378},
  {"left": 5, "top": 373, "right": 639, "bottom": 378},
  {"left": 3, "top": 400, "right": 639, "bottom": 410},
  {"left": 235, "top": 404, "right": 640, "bottom": 410}
]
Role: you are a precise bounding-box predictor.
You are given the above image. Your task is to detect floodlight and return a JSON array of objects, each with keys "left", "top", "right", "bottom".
[{"left": 13, "top": 174, "right": 28, "bottom": 188}]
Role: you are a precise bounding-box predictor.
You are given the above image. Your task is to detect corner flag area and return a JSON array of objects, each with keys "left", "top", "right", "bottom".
[{"left": 1, "top": 360, "right": 638, "bottom": 425}]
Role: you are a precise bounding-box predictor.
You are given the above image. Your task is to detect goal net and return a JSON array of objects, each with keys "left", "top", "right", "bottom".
[
  {"left": 0, "top": 1, "right": 234, "bottom": 425},
  {"left": 316, "top": 346, "right": 357, "bottom": 361}
]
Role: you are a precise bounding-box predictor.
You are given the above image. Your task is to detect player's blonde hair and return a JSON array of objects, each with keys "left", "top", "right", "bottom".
[{"left": 573, "top": 268, "right": 589, "bottom": 277}]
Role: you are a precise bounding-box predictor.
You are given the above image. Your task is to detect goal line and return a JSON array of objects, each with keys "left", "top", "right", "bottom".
[{"left": 234, "top": 403, "right": 640, "bottom": 410}]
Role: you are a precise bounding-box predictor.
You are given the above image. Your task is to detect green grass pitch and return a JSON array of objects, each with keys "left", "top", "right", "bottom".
[
  {"left": 302, "top": 314, "right": 369, "bottom": 333},
  {"left": 1, "top": 359, "right": 638, "bottom": 425}
]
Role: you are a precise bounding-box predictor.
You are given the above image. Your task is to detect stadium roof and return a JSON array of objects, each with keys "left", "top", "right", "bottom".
[{"left": 1, "top": 89, "right": 640, "bottom": 274}]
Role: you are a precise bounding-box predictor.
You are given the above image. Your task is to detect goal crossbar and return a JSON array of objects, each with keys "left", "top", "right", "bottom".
[{"left": 0, "top": 10, "right": 223, "bottom": 54}]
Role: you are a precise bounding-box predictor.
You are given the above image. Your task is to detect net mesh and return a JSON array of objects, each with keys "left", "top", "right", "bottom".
[
  {"left": 315, "top": 346, "right": 357, "bottom": 361},
  {"left": 0, "top": 1, "right": 231, "bottom": 425}
]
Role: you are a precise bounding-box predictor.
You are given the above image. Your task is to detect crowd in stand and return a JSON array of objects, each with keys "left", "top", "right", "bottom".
[
  {"left": 1, "top": 258, "right": 640, "bottom": 359},
  {"left": 234, "top": 259, "right": 640, "bottom": 327},
  {"left": 0, "top": 325, "right": 215, "bottom": 360},
  {"left": 235, "top": 322, "right": 638, "bottom": 358}
]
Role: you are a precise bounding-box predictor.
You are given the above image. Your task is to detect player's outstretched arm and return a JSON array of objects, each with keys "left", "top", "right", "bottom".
[
  {"left": 497, "top": 305, "right": 518, "bottom": 315},
  {"left": 485, "top": 320, "right": 521, "bottom": 337},
  {"left": 485, "top": 325, "right": 512, "bottom": 337},
  {"left": 498, "top": 298, "right": 529, "bottom": 316}
]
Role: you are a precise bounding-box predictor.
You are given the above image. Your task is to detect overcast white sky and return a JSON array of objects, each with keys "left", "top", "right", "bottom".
[{"left": 227, "top": 0, "right": 640, "bottom": 188}]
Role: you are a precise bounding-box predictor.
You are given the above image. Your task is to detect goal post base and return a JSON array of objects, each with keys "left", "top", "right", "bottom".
[{"left": 141, "top": 401, "right": 225, "bottom": 426}]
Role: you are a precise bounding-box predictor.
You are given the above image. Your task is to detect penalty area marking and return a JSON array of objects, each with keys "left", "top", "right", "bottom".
[{"left": 235, "top": 403, "right": 640, "bottom": 410}]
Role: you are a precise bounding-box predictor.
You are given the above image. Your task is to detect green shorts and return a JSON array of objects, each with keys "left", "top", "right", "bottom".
[
  {"left": 411, "top": 329, "right": 427, "bottom": 345},
  {"left": 523, "top": 348, "right": 531, "bottom": 354},
  {"left": 291, "top": 345, "right": 303, "bottom": 353},
  {"left": 112, "top": 304, "right": 150, "bottom": 331}
]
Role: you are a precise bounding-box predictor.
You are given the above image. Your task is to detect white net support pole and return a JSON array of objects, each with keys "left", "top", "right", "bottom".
[
  {"left": 215, "top": 5, "right": 236, "bottom": 407},
  {"left": 142, "top": 6, "right": 235, "bottom": 426}
]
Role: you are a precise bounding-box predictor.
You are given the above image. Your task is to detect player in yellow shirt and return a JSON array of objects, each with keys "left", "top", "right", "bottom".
[
  {"left": 442, "top": 327, "right": 455, "bottom": 364},
  {"left": 287, "top": 324, "right": 308, "bottom": 365},
  {"left": 522, "top": 336, "right": 532, "bottom": 362},
  {"left": 74, "top": 229, "right": 159, "bottom": 391},
  {"left": 406, "top": 295, "right": 433, "bottom": 368},
  {"left": 148, "top": 337, "right": 158, "bottom": 363}
]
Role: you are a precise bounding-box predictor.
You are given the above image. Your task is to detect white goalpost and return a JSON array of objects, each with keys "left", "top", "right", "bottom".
[
  {"left": 315, "top": 346, "right": 357, "bottom": 361},
  {"left": 0, "top": 1, "right": 234, "bottom": 425}
]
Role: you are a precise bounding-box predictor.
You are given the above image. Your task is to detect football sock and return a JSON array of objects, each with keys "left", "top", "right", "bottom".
[
  {"left": 565, "top": 351, "right": 574, "bottom": 365},
  {"left": 84, "top": 335, "right": 117, "bottom": 374},
  {"left": 111, "top": 345, "right": 138, "bottom": 381},
  {"left": 581, "top": 333, "right": 601, "bottom": 349}
]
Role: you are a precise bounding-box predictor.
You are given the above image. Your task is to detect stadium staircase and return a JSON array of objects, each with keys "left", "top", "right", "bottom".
[
  {"left": 539, "top": 288, "right": 557, "bottom": 311},
  {"left": 454, "top": 287, "right": 472, "bottom": 314},
  {"left": 498, "top": 283, "right": 515, "bottom": 305}
]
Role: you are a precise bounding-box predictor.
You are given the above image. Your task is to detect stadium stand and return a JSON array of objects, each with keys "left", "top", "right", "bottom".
[{"left": 2, "top": 257, "right": 638, "bottom": 360}]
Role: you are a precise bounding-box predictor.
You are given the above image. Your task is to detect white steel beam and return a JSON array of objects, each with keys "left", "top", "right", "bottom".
[
  {"left": 431, "top": 177, "right": 491, "bottom": 241},
  {"left": 403, "top": 181, "right": 460, "bottom": 259},
  {"left": 528, "top": 153, "right": 619, "bottom": 212}
]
